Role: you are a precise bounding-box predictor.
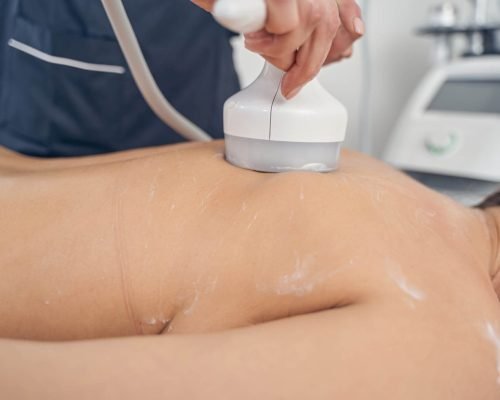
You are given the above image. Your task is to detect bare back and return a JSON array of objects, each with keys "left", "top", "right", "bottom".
[{"left": 1, "top": 141, "right": 500, "bottom": 397}]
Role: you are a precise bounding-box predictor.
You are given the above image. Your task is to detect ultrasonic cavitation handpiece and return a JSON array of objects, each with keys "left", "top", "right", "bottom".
[{"left": 213, "top": 0, "right": 348, "bottom": 173}]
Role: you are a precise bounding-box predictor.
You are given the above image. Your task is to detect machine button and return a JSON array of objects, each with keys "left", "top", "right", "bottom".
[{"left": 424, "top": 132, "right": 458, "bottom": 155}]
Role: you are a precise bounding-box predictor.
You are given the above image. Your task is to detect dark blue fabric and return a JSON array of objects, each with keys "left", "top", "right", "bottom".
[{"left": 0, "top": 0, "right": 240, "bottom": 157}]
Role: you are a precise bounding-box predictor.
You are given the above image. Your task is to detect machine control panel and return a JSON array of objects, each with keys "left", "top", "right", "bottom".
[
  {"left": 424, "top": 131, "right": 459, "bottom": 155},
  {"left": 384, "top": 56, "right": 500, "bottom": 182}
]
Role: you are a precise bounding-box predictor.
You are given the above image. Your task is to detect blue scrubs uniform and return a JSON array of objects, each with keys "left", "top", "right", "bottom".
[{"left": 0, "top": 0, "right": 240, "bottom": 157}]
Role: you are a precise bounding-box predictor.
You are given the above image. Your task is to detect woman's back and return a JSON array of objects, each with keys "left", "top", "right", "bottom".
[
  {"left": 1, "top": 141, "right": 499, "bottom": 397},
  {"left": 0, "top": 142, "right": 498, "bottom": 353}
]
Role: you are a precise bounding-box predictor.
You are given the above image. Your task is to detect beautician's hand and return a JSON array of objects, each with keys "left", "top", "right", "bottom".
[{"left": 191, "top": 0, "right": 364, "bottom": 99}]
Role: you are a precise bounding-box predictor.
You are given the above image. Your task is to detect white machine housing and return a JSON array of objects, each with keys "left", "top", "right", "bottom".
[
  {"left": 384, "top": 56, "right": 500, "bottom": 182},
  {"left": 224, "top": 64, "right": 347, "bottom": 144},
  {"left": 223, "top": 63, "right": 348, "bottom": 172}
]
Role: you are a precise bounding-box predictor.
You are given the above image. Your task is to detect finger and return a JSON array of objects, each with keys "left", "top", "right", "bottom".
[
  {"left": 263, "top": 53, "right": 297, "bottom": 72},
  {"left": 245, "top": 0, "right": 323, "bottom": 72},
  {"left": 190, "top": 0, "right": 215, "bottom": 12},
  {"left": 265, "top": 0, "right": 300, "bottom": 34},
  {"left": 281, "top": 22, "right": 337, "bottom": 98},
  {"left": 336, "top": 0, "right": 364, "bottom": 37},
  {"left": 324, "top": 25, "right": 355, "bottom": 64},
  {"left": 342, "top": 46, "right": 353, "bottom": 58},
  {"left": 244, "top": 8, "right": 319, "bottom": 60},
  {"left": 243, "top": 30, "right": 296, "bottom": 71},
  {"left": 246, "top": 0, "right": 320, "bottom": 59},
  {"left": 245, "top": 29, "right": 270, "bottom": 40},
  {"left": 324, "top": 47, "right": 353, "bottom": 65}
]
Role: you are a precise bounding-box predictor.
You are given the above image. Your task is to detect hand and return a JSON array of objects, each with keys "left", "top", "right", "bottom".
[
  {"left": 323, "top": 0, "right": 364, "bottom": 63},
  {"left": 191, "top": 0, "right": 364, "bottom": 99},
  {"left": 244, "top": 0, "right": 364, "bottom": 99}
]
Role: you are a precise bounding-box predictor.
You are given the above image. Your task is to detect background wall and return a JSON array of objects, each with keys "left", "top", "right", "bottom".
[{"left": 231, "top": 0, "right": 493, "bottom": 157}]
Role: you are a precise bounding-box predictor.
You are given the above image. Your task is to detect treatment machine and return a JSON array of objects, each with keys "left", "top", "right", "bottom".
[{"left": 384, "top": 0, "right": 500, "bottom": 205}]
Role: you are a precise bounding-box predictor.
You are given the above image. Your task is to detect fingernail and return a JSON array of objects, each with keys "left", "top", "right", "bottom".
[
  {"left": 353, "top": 17, "right": 365, "bottom": 36},
  {"left": 285, "top": 85, "right": 303, "bottom": 100}
]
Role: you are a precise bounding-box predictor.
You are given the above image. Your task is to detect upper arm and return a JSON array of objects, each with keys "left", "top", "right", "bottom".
[{"left": 198, "top": 305, "right": 491, "bottom": 400}]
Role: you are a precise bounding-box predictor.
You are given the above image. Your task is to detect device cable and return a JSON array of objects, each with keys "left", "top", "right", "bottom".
[{"left": 100, "top": 0, "right": 212, "bottom": 142}]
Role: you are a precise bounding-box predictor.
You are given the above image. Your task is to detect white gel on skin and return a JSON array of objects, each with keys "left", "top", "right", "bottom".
[{"left": 385, "top": 258, "right": 426, "bottom": 307}]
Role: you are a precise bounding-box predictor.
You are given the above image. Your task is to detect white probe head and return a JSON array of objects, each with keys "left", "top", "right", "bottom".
[{"left": 213, "top": 0, "right": 348, "bottom": 173}]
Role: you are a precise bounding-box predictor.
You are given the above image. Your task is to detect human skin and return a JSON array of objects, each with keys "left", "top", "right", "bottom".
[{"left": 0, "top": 141, "right": 499, "bottom": 398}]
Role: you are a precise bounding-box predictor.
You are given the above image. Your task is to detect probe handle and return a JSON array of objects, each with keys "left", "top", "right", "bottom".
[{"left": 213, "top": 0, "right": 267, "bottom": 34}]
